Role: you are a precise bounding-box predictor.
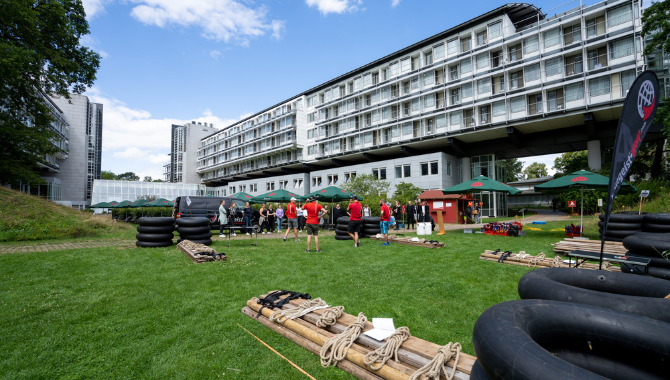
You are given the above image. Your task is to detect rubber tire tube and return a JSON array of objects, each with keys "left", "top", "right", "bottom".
[
  {"left": 518, "top": 267, "right": 670, "bottom": 323},
  {"left": 137, "top": 225, "right": 175, "bottom": 234},
  {"left": 598, "top": 213, "right": 645, "bottom": 223},
  {"left": 621, "top": 263, "right": 670, "bottom": 280},
  {"left": 135, "top": 233, "right": 174, "bottom": 242},
  {"left": 473, "top": 300, "right": 670, "bottom": 380},
  {"left": 626, "top": 252, "right": 670, "bottom": 268},
  {"left": 623, "top": 233, "right": 670, "bottom": 256},
  {"left": 335, "top": 235, "right": 353, "bottom": 241},
  {"left": 177, "top": 238, "right": 212, "bottom": 245},
  {"left": 361, "top": 216, "right": 381, "bottom": 223},
  {"left": 175, "top": 226, "right": 211, "bottom": 236},
  {"left": 337, "top": 217, "right": 350, "bottom": 224},
  {"left": 335, "top": 230, "right": 351, "bottom": 236},
  {"left": 363, "top": 223, "right": 382, "bottom": 229},
  {"left": 176, "top": 217, "right": 211, "bottom": 227},
  {"left": 336, "top": 224, "right": 349, "bottom": 230},
  {"left": 599, "top": 234, "right": 624, "bottom": 242},
  {"left": 643, "top": 213, "right": 670, "bottom": 224},
  {"left": 643, "top": 223, "right": 670, "bottom": 233},
  {"left": 469, "top": 361, "right": 491, "bottom": 380},
  {"left": 363, "top": 228, "right": 382, "bottom": 235},
  {"left": 597, "top": 221, "right": 642, "bottom": 230},
  {"left": 137, "top": 217, "right": 175, "bottom": 227},
  {"left": 136, "top": 240, "right": 173, "bottom": 248},
  {"left": 597, "top": 228, "right": 640, "bottom": 238},
  {"left": 178, "top": 232, "right": 213, "bottom": 241}
]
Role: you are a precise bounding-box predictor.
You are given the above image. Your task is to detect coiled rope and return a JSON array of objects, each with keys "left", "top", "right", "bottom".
[
  {"left": 178, "top": 240, "right": 215, "bottom": 254},
  {"left": 408, "top": 342, "right": 462, "bottom": 380},
  {"left": 527, "top": 253, "right": 546, "bottom": 267},
  {"left": 551, "top": 255, "right": 563, "bottom": 267},
  {"left": 270, "top": 298, "right": 328, "bottom": 323},
  {"left": 316, "top": 306, "right": 345, "bottom": 327},
  {"left": 320, "top": 312, "right": 367, "bottom": 368},
  {"left": 363, "top": 326, "right": 411, "bottom": 371}
]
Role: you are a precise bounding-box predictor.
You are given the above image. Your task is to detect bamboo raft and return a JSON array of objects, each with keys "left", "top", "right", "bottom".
[
  {"left": 242, "top": 292, "right": 474, "bottom": 380},
  {"left": 369, "top": 236, "right": 445, "bottom": 249},
  {"left": 479, "top": 250, "right": 621, "bottom": 272},
  {"left": 176, "top": 241, "right": 226, "bottom": 264},
  {"left": 552, "top": 238, "right": 628, "bottom": 255}
]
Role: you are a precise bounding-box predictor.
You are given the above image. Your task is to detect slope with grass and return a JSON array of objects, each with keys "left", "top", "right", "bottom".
[
  {"left": 0, "top": 187, "right": 131, "bottom": 242},
  {"left": 0, "top": 220, "right": 589, "bottom": 379}
]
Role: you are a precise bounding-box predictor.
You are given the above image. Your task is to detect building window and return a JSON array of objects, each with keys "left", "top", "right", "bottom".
[
  {"left": 446, "top": 162, "right": 452, "bottom": 176},
  {"left": 477, "top": 78, "right": 491, "bottom": 94},
  {"left": 608, "top": 4, "right": 632, "bottom": 27},
  {"left": 344, "top": 172, "right": 356, "bottom": 183},
  {"left": 609, "top": 36, "right": 634, "bottom": 60},
  {"left": 565, "top": 82, "right": 584, "bottom": 102},
  {"left": 447, "top": 38, "right": 458, "bottom": 55},
  {"left": 523, "top": 35, "right": 539, "bottom": 54},
  {"left": 251, "top": 183, "right": 257, "bottom": 192},
  {"left": 433, "top": 43, "right": 444, "bottom": 59},
  {"left": 401, "top": 57, "right": 411, "bottom": 72},
  {"left": 476, "top": 52, "right": 489, "bottom": 70},
  {"left": 488, "top": 21, "right": 502, "bottom": 39},
  {"left": 279, "top": 180, "right": 288, "bottom": 189},
  {"left": 589, "top": 76, "right": 611, "bottom": 97},
  {"left": 266, "top": 182, "right": 275, "bottom": 191},
  {"left": 545, "top": 57, "right": 561, "bottom": 77},
  {"left": 420, "top": 161, "right": 438, "bottom": 176},
  {"left": 543, "top": 28, "right": 560, "bottom": 49},
  {"left": 293, "top": 179, "right": 303, "bottom": 189},
  {"left": 372, "top": 168, "right": 387, "bottom": 180},
  {"left": 328, "top": 174, "right": 339, "bottom": 186},
  {"left": 524, "top": 63, "right": 541, "bottom": 82},
  {"left": 312, "top": 176, "right": 322, "bottom": 187}
]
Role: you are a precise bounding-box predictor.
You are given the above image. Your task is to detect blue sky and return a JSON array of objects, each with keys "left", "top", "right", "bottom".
[{"left": 81, "top": 0, "right": 587, "bottom": 180}]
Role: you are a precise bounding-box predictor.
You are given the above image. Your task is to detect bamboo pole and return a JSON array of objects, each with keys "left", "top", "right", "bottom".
[
  {"left": 246, "top": 299, "right": 409, "bottom": 380},
  {"left": 241, "top": 306, "right": 385, "bottom": 380}
]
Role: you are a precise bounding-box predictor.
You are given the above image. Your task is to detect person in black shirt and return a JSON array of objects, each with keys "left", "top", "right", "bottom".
[
  {"left": 407, "top": 200, "right": 415, "bottom": 230},
  {"left": 392, "top": 200, "right": 401, "bottom": 230},
  {"left": 333, "top": 204, "right": 343, "bottom": 223},
  {"left": 243, "top": 202, "right": 254, "bottom": 235}
]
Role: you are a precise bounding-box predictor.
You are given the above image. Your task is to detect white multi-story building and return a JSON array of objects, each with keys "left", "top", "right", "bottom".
[
  {"left": 196, "top": 0, "right": 667, "bottom": 217},
  {"left": 164, "top": 121, "right": 218, "bottom": 183}
]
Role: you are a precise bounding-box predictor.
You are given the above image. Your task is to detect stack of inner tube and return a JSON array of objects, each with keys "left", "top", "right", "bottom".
[
  {"left": 622, "top": 231, "right": 670, "bottom": 280},
  {"left": 642, "top": 213, "right": 670, "bottom": 233},
  {"left": 598, "top": 212, "right": 645, "bottom": 242},
  {"left": 361, "top": 216, "right": 381, "bottom": 238},
  {"left": 472, "top": 267, "right": 670, "bottom": 380},
  {"left": 136, "top": 217, "right": 175, "bottom": 248},
  {"left": 335, "top": 216, "right": 351, "bottom": 240},
  {"left": 176, "top": 217, "right": 212, "bottom": 245}
]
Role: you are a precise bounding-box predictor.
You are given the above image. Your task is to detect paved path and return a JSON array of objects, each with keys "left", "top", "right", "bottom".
[{"left": 0, "top": 239, "right": 136, "bottom": 255}]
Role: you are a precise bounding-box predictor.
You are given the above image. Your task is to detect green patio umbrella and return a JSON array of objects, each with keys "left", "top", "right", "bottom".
[
  {"left": 145, "top": 198, "right": 174, "bottom": 207},
  {"left": 110, "top": 200, "right": 133, "bottom": 208},
  {"left": 128, "top": 199, "right": 150, "bottom": 208},
  {"left": 252, "top": 189, "right": 305, "bottom": 203},
  {"left": 228, "top": 192, "right": 256, "bottom": 202},
  {"left": 304, "top": 186, "right": 360, "bottom": 201},
  {"left": 534, "top": 170, "right": 637, "bottom": 236},
  {"left": 90, "top": 202, "right": 111, "bottom": 208},
  {"left": 442, "top": 175, "right": 520, "bottom": 226}
]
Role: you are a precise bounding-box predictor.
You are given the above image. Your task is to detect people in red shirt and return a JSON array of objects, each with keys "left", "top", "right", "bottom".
[
  {"left": 304, "top": 196, "right": 326, "bottom": 253},
  {"left": 379, "top": 199, "right": 391, "bottom": 246},
  {"left": 347, "top": 196, "right": 363, "bottom": 247},
  {"left": 283, "top": 197, "right": 300, "bottom": 242}
]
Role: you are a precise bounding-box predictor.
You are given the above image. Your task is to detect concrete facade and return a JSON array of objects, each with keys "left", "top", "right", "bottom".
[{"left": 165, "top": 122, "right": 218, "bottom": 183}]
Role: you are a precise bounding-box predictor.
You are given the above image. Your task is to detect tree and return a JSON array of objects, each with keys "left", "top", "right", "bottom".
[
  {"left": 341, "top": 174, "right": 390, "bottom": 199},
  {"left": 500, "top": 158, "right": 524, "bottom": 182},
  {"left": 101, "top": 170, "right": 115, "bottom": 180},
  {"left": 152, "top": 179, "right": 164, "bottom": 182},
  {"left": 642, "top": 0, "right": 670, "bottom": 140},
  {"left": 553, "top": 151, "right": 589, "bottom": 176},
  {"left": 524, "top": 162, "right": 548, "bottom": 179},
  {"left": 0, "top": 0, "right": 101, "bottom": 186},
  {"left": 143, "top": 176, "right": 152, "bottom": 182},
  {"left": 393, "top": 182, "right": 424, "bottom": 205},
  {"left": 116, "top": 172, "right": 140, "bottom": 181}
]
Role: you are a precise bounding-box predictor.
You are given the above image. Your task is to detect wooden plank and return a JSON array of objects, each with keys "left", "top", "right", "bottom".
[
  {"left": 369, "top": 236, "right": 444, "bottom": 249},
  {"left": 241, "top": 306, "right": 385, "bottom": 380}
]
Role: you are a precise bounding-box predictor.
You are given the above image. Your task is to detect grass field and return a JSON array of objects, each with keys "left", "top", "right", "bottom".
[{"left": 0, "top": 219, "right": 591, "bottom": 380}]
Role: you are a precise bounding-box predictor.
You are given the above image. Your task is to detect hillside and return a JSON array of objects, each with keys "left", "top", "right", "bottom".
[{"left": 0, "top": 187, "right": 130, "bottom": 242}]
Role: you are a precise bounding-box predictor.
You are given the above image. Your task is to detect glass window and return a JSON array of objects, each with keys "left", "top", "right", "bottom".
[
  {"left": 620, "top": 70, "right": 636, "bottom": 96},
  {"left": 424, "top": 94, "right": 435, "bottom": 108},
  {"left": 510, "top": 96, "right": 525, "bottom": 113},
  {"left": 450, "top": 112, "right": 461, "bottom": 126},
  {"left": 395, "top": 166, "right": 402, "bottom": 178},
  {"left": 389, "top": 61, "right": 398, "bottom": 76},
  {"left": 492, "top": 100, "right": 506, "bottom": 116},
  {"left": 423, "top": 71, "right": 434, "bottom": 86},
  {"left": 608, "top": 4, "right": 632, "bottom": 27},
  {"left": 462, "top": 82, "right": 473, "bottom": 98},
  {"left": 430, "top": 162, "right": 438, "bottom": 175},
  {"left": 609, "top": 36, "right": 634, "bottom": 59},
  {"left": 412, "top": 98, "right": 420, "bottom": 112},
  {"left": 411, "top": 75, "right": 419, "bottom": 90},
  {"left": 403, "top": 165, "right": 411, "bottom": 177},
  {"left": 488, "top": 21, "right": 502, "bottom": 39},
  {"left": 461, "top": 58, "right": 472, "bottom": 73},
  {"left": 402, "top": 123, "right": 412, "bottom": 135},
  {"left": 589, "top": 76, "right": 611, "bottom": 97},
  {"left": 476, "top": 53, "right": 489, "bottom": 70},
  {"left": 543, "top": 28, "right": 560, "bottom": 49},
  {"left": 477, "top": 78, "right": 491, "bottom": 94},
  {"left": 401, "top": 58, "right": 411, "bottom": 72},
  {"left": 363, "top": 73, "right": 372, "bottom": 87},
  {"left": 545, "top": 57, "right": 561, "bottom": 76},
  {"left": 523, "top": 35, "right": 539, "bottom": 54},
  {"left": 433, "top": 43, "right": 445, "bottom": 59},
  {"left": 524, "top": 63, "right": 541, "bottom": 82},
  {"left": 421, "top": 163, "right": 429, "bottom": 176},
  {"left": 447, "top": 39, "right": 458, "bottom": 55},
  {"left": 436, "top": 114, "right": 446, "bottom": 128}
]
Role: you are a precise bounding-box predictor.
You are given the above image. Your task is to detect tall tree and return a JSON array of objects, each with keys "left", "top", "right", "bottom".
[
  {"left": 0, "top": 0, "right": 100, "bottom": 186},
  {"left": 393, "top": 182, "right": 424, "bottom": 204},
  {"left": 501, "top": 158, "right": 524, "bottom": 182},
  {"left": 524, "top": 162, "right": 548, "bottom": 179},
  {"left": 641, "top": 0, "right": 670, "bottom": 139},
  {"left": 143, "top": 176, "right": 152, "bottom": 182},
  {"left": 553, "top": 151, "right": 589, "bottom": 176},
  {"left": 116, "top": 172, "right": 140, "bottom": 181},
  {"left": 101, "top": 170, "right": 115, "bottom": 180},
  {"left": 341, "top": 174, "right": 390, "bottom": 199}
]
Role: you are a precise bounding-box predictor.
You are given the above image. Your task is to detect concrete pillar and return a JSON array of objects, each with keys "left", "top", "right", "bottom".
[
  {"left": 461, "top": 157, "right": 471, "bottom": 182},
  {"left": 587, "top": 140, "right": 602, "bottom": 171}
]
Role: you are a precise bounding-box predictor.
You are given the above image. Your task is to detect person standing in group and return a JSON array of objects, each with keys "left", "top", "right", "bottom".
[
  {"left": 322, "top": 204, "right": 330, "bottom": 230},
  {"left": 347, "top": 196, "right": 363, "bottom": 247},
  {"left": 243, "top": 202, "right": 254, "bottom": 235},
  {"left": 362, "top": 204, "right": 371, "bottom": 217},
  {"left": 229, "top": 202, "right": 238, "bottom": 236},
  {"left": 421, "top": 200, "right": 430, "bottom": 223},
  {"left": 473, "top": 201, "right": 481, "bottom": 224},
  {"left": 379, "top": 200, "right": 391, "bottom": 246},
  {"left": 304, "top": 196, "right": 326, "bottom": 253},
  {"left": 465, "top": 200, "right": 473, "bottom": 224},
  {"left": 283, "top": 197, "right": 300, "bottom": 242},
  {"left": 276, "top": 204, "right": 284, "bottom": 232},
  {"left": 407, "top": 200, "right": 416, "bottom": 230},
  {"left": 414, "top": 199, "right": 422, "bottom": 223},
  {"left": 258, "top": 204, "right": 268, "bottom": 234},
  {"left": 296, "top": 202, "right": 304, "bottom": 232},
  {"left": 333, "top": 204, "right": 343, "bottom": 223},
  {"left": 392, "top": 200, "right": 401, "bottom": 230},
  {"left": 218, "top": 200, "right": 228, "bottom": 238},
  {"left": 267, "top": 203, "right": 275, "bottom": 234}
]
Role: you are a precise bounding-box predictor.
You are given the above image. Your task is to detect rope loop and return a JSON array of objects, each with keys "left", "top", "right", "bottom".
[
  {"left": 527, "top": 253, "right": 546, "bottom": 267},
  {"left": 363, "top": 326, "right": 411, "bottom": 371},
  {"left": 320, "top": 312, "right": 367, "bottom": 368},
  {"left": 270, "top": 298, "right": 327, "bottom": 323},
  {"left": 409, "top": 342, "right": 462, "bottom": 380},
  {"left": 317, "top": 306, "right": 345, "bottom": 327}
]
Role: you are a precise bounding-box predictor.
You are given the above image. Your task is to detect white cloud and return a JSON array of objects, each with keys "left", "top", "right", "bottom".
[
  {"left": 305, "top": 0, "right": 362, "bottom": 15},
  {"left": 391, "top": 0, "right": 401, "bottom": 8},
  {"left": 128, "top": 0, "right": 286, "bottom": 43},
  {"left": 86, "top": 88, "right": 243, "bottom": 179},
  {"left": 79, "top": 35, "right": 110, "bottom": 59},
  {"left": 210, "top": 50, "right": 223, "bottom": 60},
  {"left": 82, "top": 0, "right": 111, "bottom": 19}
]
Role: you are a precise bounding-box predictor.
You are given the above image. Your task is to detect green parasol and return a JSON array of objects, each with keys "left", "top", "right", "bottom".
[
  {"left": 304, "top": 186, "right": 361, "bottom": 201},
  {"left": 90, "top": 202, "right": 111, "bottom": 208},
  {"left": 534, "top": 170, "right": 637, "bottom": 236},
  {"left": 145, "top": 198, "right": 174, "bottom": 207},
  {"left": 442, "top": 175, "right": 522, "bottom": 195},
  {"left": 252, "top": 189, "right": 305, "bottom": 203},
  {"left": 228, "top": 192, "right": 256, "bottom": 202},
  {"left": 110, "top": 200, "right": 133, "bottom": 208},
  {"left": 128, "top": 199, "right": 150, "bottom": 208}
]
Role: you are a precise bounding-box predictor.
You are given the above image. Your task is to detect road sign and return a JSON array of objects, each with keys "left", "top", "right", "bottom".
[
  {"left": 598, "top": 199, "right": 603, "bottom": 207},
  {"left": 568, "top": 200, "right": 577, "bottom": 207},
  {"left": 402, "top": 205, "right": 406, "bottom": 214}
]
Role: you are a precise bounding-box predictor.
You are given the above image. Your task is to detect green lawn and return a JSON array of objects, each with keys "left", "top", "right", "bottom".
[{"left": 0, "top": 220, "right": 589, "bottom": 379}]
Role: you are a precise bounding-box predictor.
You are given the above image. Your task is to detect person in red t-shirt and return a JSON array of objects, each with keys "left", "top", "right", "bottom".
[
  {"left": 379, "top": 199, "right": 391, "bottom": 246},
  {"left": 304, "top": 196, "right": 326, "bottom": 253},
  {"left": 283, "top": 197, "right": 301, "bottom": 243},
  {"left": 347, "top": 196, "right": 363, "bottom": 247}
]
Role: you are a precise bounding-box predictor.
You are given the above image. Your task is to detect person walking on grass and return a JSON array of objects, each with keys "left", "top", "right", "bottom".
[
  {"left": 347, "top": 196, "right": 363, "bottom": 247},
  {"left": 304, "top": 196, "right": 326, "bottom": 253},
  {"left": 243, "top": 202, "right": 254, "bottom": 235},
  {"left": 276, "top": 204, "right": 284, "bottom": 232},
  {"left": 283, "top": 197, "right": 300, "bottom": 242},
  {"left": 379, "top": 200, "right": 391, "bottom": 246},
  {"left": 218, "top": 200, "right": 228, "bottom": 238}
]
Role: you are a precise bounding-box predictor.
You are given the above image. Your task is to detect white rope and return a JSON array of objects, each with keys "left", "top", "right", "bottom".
[
  {"left": 320, "top": 312, "right": 367, "bottom": 368},
  {"left": 363, "top": 326, "right": 411, "bottom": 371},
  {"left": 269, "top": 298, "right": 328, "bottom": 323},
  {"left": 409, "top": 342, "right": 462, "bottom": 380}
]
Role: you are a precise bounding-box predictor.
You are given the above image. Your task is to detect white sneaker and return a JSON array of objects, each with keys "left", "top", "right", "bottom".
[
  {"left": 268, "top": 232, "right": 272, "bottom": 234},
  {"left": 246, "top": 233, "right": 250, "bottom": 235},
  {"left": 295, "top": 239, "right": 300, "bottom": 242},
  {"left": 231, "top": 233, "right": 236, "bottom": 236},
  {"left": 219, "top": 234, "right": 225, "bottom": 238},
  {"left": 262, "top": 232, "right": 266, "bottom": 234}
]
